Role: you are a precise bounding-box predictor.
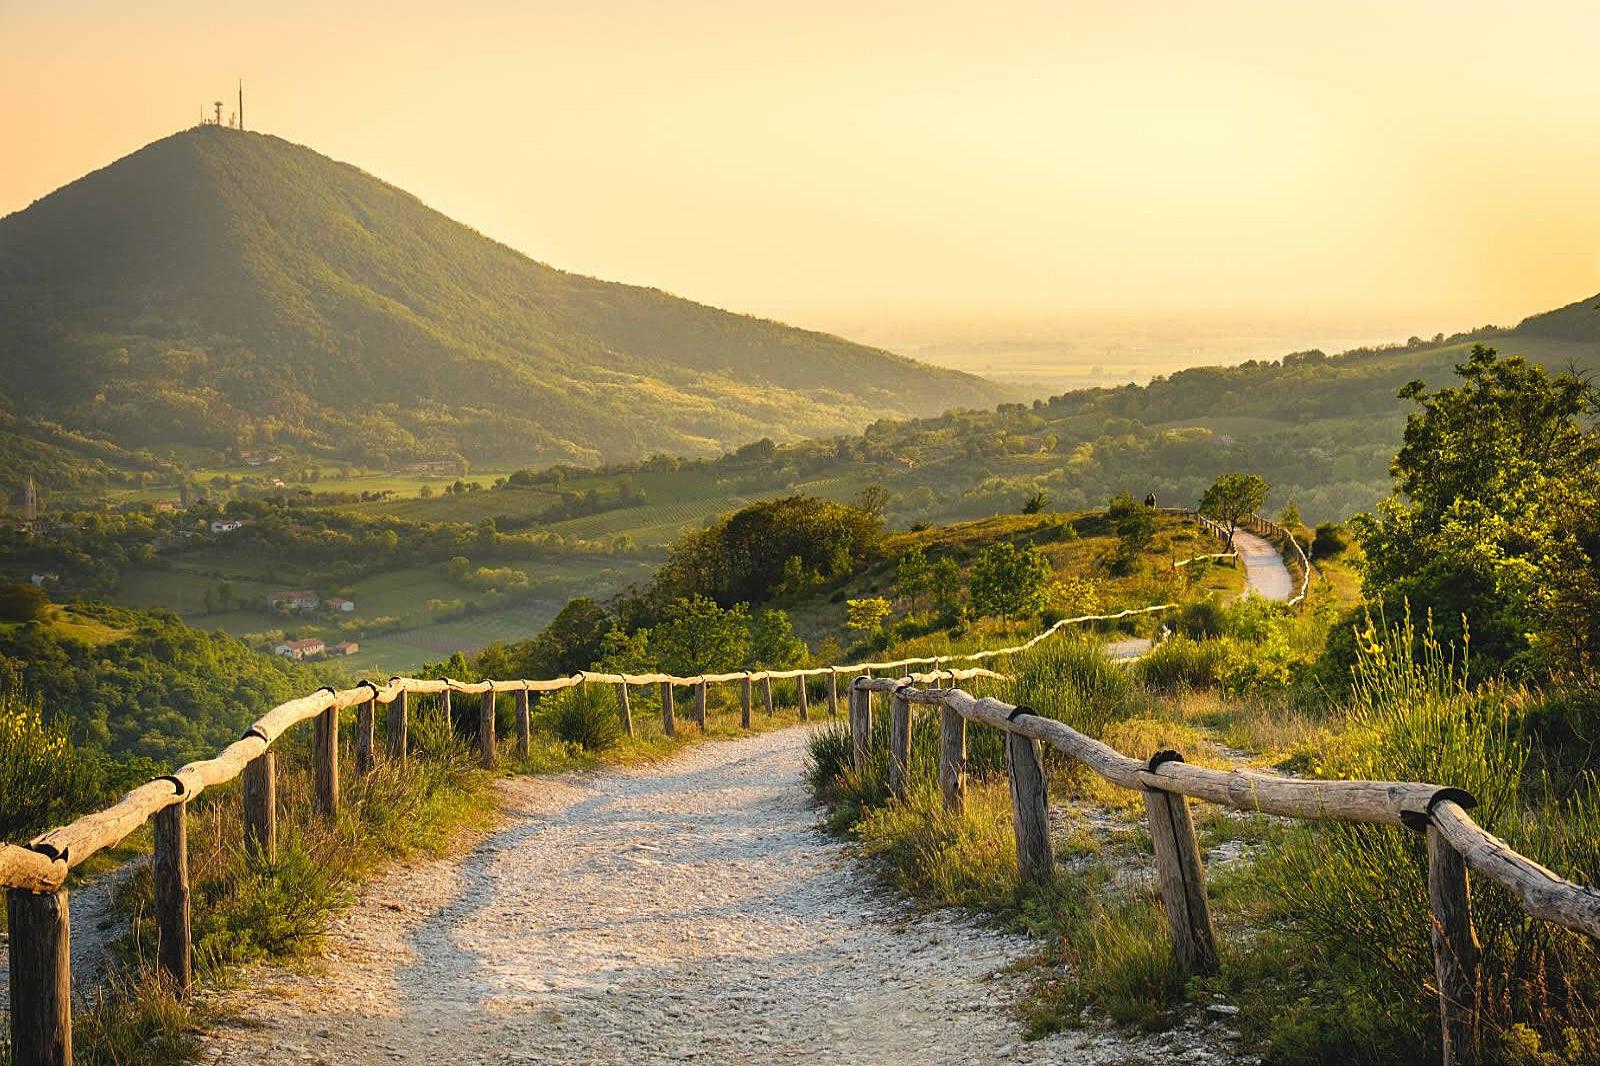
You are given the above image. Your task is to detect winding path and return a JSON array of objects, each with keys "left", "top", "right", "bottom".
[
  {"left": 1232, "top": 530, "right": 1294, "bottom": 601},
  {"left": 200, "top": 729, "right": 1245, "bottom": 1065}
]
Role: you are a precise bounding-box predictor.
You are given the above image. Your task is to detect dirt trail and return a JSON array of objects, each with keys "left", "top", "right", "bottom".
[
  {"left": 1233, "top": 530, "right": 1294, "bottom": 601},
  {"left": 200, "top": 727, "right": 1245, "bottom": 1065}
]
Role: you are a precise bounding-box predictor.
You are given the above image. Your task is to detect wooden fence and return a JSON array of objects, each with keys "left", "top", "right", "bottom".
[
  {"left": 0, "top": 509, "right": 1284, "bottom": 1064},
  {"left": 848, "top": 676, "right": 1600, "bottom": 1066}
]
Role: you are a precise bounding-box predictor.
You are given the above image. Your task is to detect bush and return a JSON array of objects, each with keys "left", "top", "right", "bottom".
[
  {"left": 1312, "top": 521, "right": 1349, "bottom": 558},
  {"left": 1136, "top": 636, "right": 1228, "bottom": 691},
  {"left": 1008, "top": 637, "right": 1142, "bottom": 740},
  {"left": 539, "top": 685, "right": 623, "bottom": 751},
  {"left": 0, "top": 692, "right": 107, "bottom": 842},
  {"left": 1173, "top": 597, "right": 1227, "bottom": 639}
]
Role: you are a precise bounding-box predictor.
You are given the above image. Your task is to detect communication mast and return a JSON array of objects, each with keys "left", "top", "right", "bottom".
[
  {"left": 239, "top": 81, "right": 245, "bottom": 131},
  {"left": 213, "top": 100, "right": 224, "bottom": 126}
]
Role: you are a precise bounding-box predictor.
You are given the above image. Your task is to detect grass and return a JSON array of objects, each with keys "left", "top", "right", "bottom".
[{"left": 805, "top": 599, "right": 1600, "bottom": 1064}]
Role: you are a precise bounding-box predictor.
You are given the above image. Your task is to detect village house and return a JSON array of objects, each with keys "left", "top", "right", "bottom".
[
  {"left": 325, "top": 596, "right": 356, "bottom": 612},
  {"left": 211, "top": 518, "right": 244, "bottom": 534},
  {"left": 273, "top": 637, "right": 325, "bottom": 661},
  {"left": 328, "top": 641, "right": 360, "bottom": 656},
  {"left": 266, "top": 589, "right": 320, "bottom": 612},
  {"left": 153, "top": 500, "right": 178, "bottom": 513}
]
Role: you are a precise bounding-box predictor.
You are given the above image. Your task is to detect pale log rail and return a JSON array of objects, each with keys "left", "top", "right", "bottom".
[
  {"left": 850, "top": 676, "right": 1600, "bottom": 1066},
  {"left": 0, "top": 510, "right": 1312, "bottom": 1064}
]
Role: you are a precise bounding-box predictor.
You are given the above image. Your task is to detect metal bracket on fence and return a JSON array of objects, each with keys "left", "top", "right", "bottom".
[
  {"left": 1401, "top": 787, "right": 1480, "bottom": 833},
  {"left": 1007, "top": 704, "right": 1037, "bottom": 722},
  {"left": 1147, "top": 749, "right": 1185, "bottom": 773},
  {"left": 156, "top": 774, "right": 187, "bottom": 798},
  {"left": 241, "top": 724, "right": 269, "bottom": 743}
]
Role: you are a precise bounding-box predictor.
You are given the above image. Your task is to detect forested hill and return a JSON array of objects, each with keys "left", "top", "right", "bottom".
[{"left": 0, "top": 126, "right": 1005, "bottom": 470}]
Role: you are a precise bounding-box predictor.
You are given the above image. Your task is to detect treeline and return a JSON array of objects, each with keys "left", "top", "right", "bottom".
[{"left": 0, "top": 603, "right": 335, "bottom": 763}]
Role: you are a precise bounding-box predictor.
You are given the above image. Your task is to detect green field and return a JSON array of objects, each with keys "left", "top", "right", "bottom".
[{"left": 110, "top": 554, "right": 655, "bottom": 673}]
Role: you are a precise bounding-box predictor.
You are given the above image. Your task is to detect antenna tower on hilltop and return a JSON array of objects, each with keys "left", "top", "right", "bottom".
[
  {"left": 239, "top": 81, "right": 245, "bottom": 131},
  {"left": 213, "top": 100, "right": 223, "bottom": 126}
]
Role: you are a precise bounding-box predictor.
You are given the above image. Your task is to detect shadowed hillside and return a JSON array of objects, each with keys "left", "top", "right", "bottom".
[{"left": 0, "top": 126, "right": 1005, "bottom": 470}]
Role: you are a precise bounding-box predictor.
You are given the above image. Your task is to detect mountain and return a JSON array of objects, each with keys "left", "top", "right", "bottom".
[{"left": 0, "top": 126, "right": 1007, "bottom": 474}]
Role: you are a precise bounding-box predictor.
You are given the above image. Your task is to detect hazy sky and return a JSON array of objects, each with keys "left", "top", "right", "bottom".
[{"left": 5, "top": 0, "right": 1600, "bottom": 350}]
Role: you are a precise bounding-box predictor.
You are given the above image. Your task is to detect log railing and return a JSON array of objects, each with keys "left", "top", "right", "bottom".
[
  {"left": 0, "top": 508, "right": 1277, "bottom": 1064},
  {"left": 848, "top": 676, "right": 1600, "bottom": 1066}
]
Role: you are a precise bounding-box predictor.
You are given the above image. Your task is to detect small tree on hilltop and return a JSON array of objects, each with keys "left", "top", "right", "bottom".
[
  {"left": 1021, "top": 489, "right": 1050, "bottom": 515},
  {"left": 930, "top": 558, "right": 965, "bottom": 624},
  {"left": 648, "top": 596, "right": 751, "bottom": 675},
  {"left": 846, "top": 597, "right": 892, "bottom": 636},
  {"left": 894, "top": 548, "right": 932, "bottom": 612},
  {"left": 969, "top": 542, "right": 1051, "bottom": 622},
  {"left": 1198, "top": 473, "right": 1268, "bottom": 550}
]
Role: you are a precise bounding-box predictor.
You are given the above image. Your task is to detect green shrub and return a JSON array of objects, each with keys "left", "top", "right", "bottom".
[
  {"left": 1174, "top": 597, "right": 1227, "bottom": 639},
  {"left": 1136, "top": 636, "right": 1227, "bottom": 691},
  {"left": 539, "top": 685, "right": 623, "bottom": 751},
  {"left": 1008, "top": 637, "right": 1142, "bottom": 739},
  {"left": 1312, "top": 521, "right": 1349, "bottom": 558},
  {"left": 0, "top": 692, "right": 107, "bottom": 842},
  {"left": 74, "top": 968, "right": 200, "bottom": 1066}
]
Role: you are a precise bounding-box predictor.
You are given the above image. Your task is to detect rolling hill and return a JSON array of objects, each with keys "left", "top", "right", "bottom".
[{"left": 0, "top": 126, "right": 1006, "bottom": 480}]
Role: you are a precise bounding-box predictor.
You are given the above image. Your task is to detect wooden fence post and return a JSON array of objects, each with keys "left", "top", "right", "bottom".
[
  {"left": 762, "top": 675, "right": 775, "bottom": 717},
  {"left": 7, "top": 887, "right": 72, "bottom": 1066},
  {"left": 940, "top": 704, "right": 966, "bottom": 814},
  {"left": 441, "top": 687, "right": 452, "bottom": 730},
  {"left": 479, "top": 690, "right": 498, "bottom": 769},
  {"left": 849, "top": 681, "right": 872, "bottom": 773},
  {"left": 889, "top": 688, "right": 912, "bottom": 800},
  {"left": 1428, "top": 825, "right": 1481, "bottom": 1066},
  {"left": 242, "top": 749, "right": 276, "bottom": 860},
  {"left": 154, "top": 799, "right": 192, "bottom": 993},
  {"left": 616, "top": 682, "right": 634, "bottom": 736},
  {"left": 386, "top": 689, "right": 408, "bottom": 761},
  {"left": 660, "top": 681, "right": 676, "bottom": 736},
  {"left": 694, "top": 681, "right": 708, "bottom": 730},
  {"left": 740, "top": 674, "right": 753, "bottom": 729},
  {"left": 515, "top": 689, "right": 531, "bottom": 759},
  {"left": 796, "top": 676, "right": 809, "bottom": 720},
  {"left": 827, "top": 670, "right": 839, "bottom": 717},
  {"left": 1006, "top": 729, "right": 1053, "bottom": 884},
  {"left": 355, "top": 693, "right": 376, "bottom": 775},
  {"left": 1143, "top": 757, "right": 1219, "bottom": 975},
  {"left": 314, "top": 703, "right": 339, "bottom": 817}
]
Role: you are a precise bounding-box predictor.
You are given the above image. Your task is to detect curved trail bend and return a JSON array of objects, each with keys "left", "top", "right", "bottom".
[{"left": 201, "top": 728, "right": 1245, "bottom": 1065}]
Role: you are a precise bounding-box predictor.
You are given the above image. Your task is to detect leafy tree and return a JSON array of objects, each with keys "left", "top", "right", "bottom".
[
  {"left": 648, "top": 596, "right": 751, "bottom": 675},
  {"left": 1278, "top": 500, "right": 1303, "bottom": 529},
  {"left": 1021, "top": 489, "right": 1050, "bottom": 514},
  {"left": 856, "top": 484, "right": 891, "bottom": 519},
  {"left": 747, "top": 608, "right": 807, "bottom": 668},
  {"left": 893, "top": 548, "right": 932, "bottom": 611},
  {"left": 0, "top": 583, "right": 48, "bottom": 623},
  {"left": 1198, "top": 473, "right": 1269, "bottom": 549},
  {"left": 846, "top": 597, "right": 892, "bottom": 635},
  {"left": 657, "top": 495, "right": 882, "bottom": 605},
  {"left": 500, "top": 597, "right": 613, "bottom": 678},
  {"left": 930, "top": 557, "right": 964, "bottom": 623},
  {"left": 969, "top": 542, "right": 1051, "bottom": 621},
  {"left": 1353, "top": 345, "right": 1600, "bottom": 679}
]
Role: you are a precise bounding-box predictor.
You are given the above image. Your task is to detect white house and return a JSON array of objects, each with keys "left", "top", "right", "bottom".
[{"left": 211, "top": 519, "right": 244, "bottom": 534}]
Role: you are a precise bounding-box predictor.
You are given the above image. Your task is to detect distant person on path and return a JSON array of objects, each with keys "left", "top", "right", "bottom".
[{"left": 1143, "top": 492, "right": 1157, "bottom": 508}]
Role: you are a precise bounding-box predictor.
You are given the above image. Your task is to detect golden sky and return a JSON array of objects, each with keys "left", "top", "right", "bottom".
[{"left": 5, "top": 0, "right": 1600, "bottom": 351}]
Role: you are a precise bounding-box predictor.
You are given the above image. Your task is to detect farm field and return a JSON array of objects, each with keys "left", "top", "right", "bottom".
[{"left": 109, "top": 554, "right": 656, "bottom": 673}]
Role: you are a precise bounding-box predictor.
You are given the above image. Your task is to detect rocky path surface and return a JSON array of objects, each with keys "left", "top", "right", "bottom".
[
  {"left": 1233, "top": 530, "right": 1294, "bottom": 601},
  {"left": 201, "top": 727, "right": 1243, "bottom": 1065}
]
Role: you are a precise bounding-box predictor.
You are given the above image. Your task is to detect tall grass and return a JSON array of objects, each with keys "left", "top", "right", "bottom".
[{"left": 1240, "top": 612, "right": 1600, "bottom": 1064}]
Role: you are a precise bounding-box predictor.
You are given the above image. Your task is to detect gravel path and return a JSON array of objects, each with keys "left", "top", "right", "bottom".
[
  {"left": 199, "top": 727, "right": 1245, "bottom": 1065},
  {"left": 1233, "top": 530, "right": 1294, "bottom": 601}
]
